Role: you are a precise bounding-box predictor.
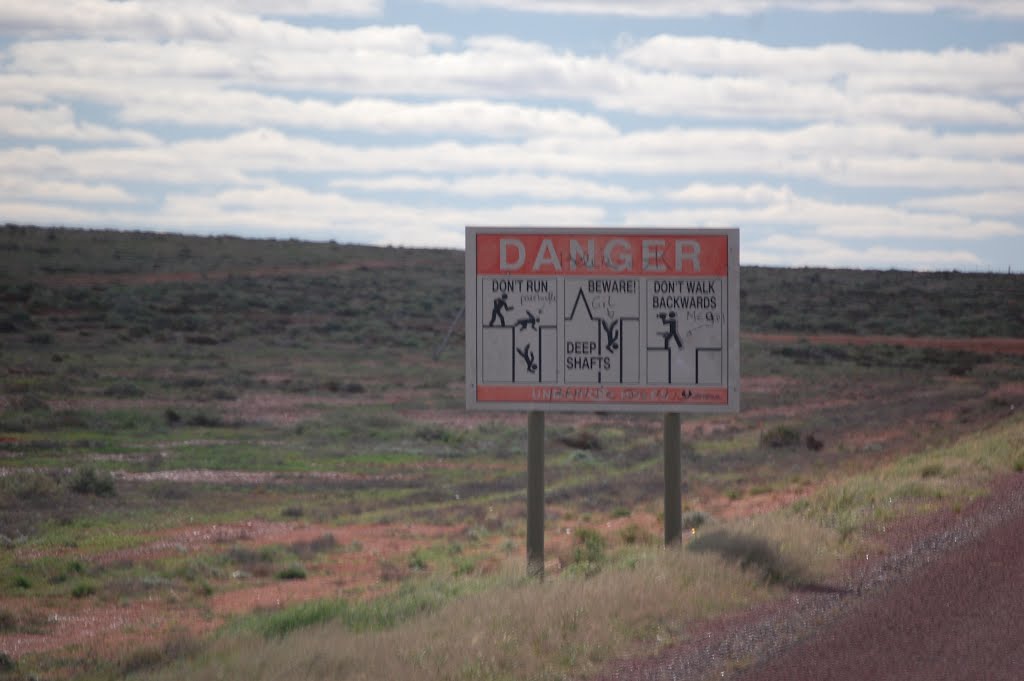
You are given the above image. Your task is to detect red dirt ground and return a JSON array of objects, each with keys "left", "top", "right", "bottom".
[
  {"left": 744, "top": 332, "right": 1024, "bottom": 356},
  {"left": 40, "top": 260, "right": 397, "bottom": 288},
  {"left": 0, "top": 521, "right": 467, "bottom": 661},
  {"left": 4, "top": 331, "right": 1021, "bottom": 672}
]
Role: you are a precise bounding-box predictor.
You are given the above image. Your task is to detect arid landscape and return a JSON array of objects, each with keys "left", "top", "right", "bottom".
[{"left": 2, "top": 224, "right": 1023, "bottom": 680}]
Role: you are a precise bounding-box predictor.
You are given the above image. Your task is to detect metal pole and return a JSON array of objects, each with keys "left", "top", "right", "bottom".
[
  {"left": 527, "top": 410, "right": 545, "bottom": 579},
  {"left": 663, "top": 412, "right": 682, "bottom": 545}
]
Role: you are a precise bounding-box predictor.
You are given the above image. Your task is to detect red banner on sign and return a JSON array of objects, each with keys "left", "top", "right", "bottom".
[
  {"left": 476, "top": 233, "right": 728, "bottom": 277},
  {"left": 476, "top": 385, "right": 729, "bottom": 405}
]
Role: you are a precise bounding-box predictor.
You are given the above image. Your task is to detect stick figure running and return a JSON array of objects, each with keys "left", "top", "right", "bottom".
[
  {"left": 488, "top": 293, "right": 514, "bottom": 327},
  {"left": 658, "top": 311, "right": 683, "bottom": 350}
]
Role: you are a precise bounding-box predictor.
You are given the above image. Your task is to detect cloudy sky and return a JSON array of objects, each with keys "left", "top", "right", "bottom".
[{"left": 1, "top": 1, "right": 1022, "bottom": 270}]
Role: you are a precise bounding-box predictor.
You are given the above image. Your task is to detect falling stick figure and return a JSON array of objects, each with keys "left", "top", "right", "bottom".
[
  {"left": 600, "top": 318, "right": 620, "bottom": 352},
  {"left": 658, "top": 311, "right": 683, "bottom": 350},
  {"left": 515, "top": 310, "right": 539, "bottom": 331},
  {"left": 488, "top": 293, "right": 514, "bottom": 327},
  {"left": 516, "top": 343, "right": 538, "bottom": 373}
]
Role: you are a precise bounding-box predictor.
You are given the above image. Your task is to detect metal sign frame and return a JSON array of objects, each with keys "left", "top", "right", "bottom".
[{"left": 465, "top": 227, "right": 740, "bottom": 413}]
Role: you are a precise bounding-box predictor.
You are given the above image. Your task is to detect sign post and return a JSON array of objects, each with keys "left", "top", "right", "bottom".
[
  {"left": 664, "top": 412, "right": 682, "bottom": 545},
  {"left": 465, "top": 228, "right": 739, "bottom": 572},
  {"left": 527, "top": 410, "right": 545, "bottom": 578}
]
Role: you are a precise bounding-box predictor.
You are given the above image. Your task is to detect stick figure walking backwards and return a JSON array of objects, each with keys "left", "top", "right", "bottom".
[
  {"left": 658, "top": 311, "right": 683, "bottom": 350},
  {"left": 488, "top": 293, "right": 514, "bottom": 327}
]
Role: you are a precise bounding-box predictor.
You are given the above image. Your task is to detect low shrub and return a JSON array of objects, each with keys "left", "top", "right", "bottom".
[
  {"left": 8, "top": 394, "right": 50, "bottom": 413},
  {"left": 760, "top": 425, "right": 802, "bottom": 448},
  {"left": 119, "top": 628, "right": 201, "bottom": 675},
  {"left": 688, "top": 530, "right": 802, "bottom": 585},
  {"left": 569, "top": 527, "right": 606, "bottom": 577},
  {"left": 71, "top": 581, "right": 97, "bottom": 598},
  {"left": 620, "top": 523, "right": 653, "bottom": 546},
  {"left": 407, "top": 550, "right": 428, "bottom": 571},
  {"left": 0, "top": 469, "right": 59, "bottom": 502},
  {"left": 558, "top": 430, "right": 601, "bottom": 451},
  {"left": 103, "top": 382, "right": 145, "bottom": 398},
  {"left": 682, "top": 510, "right": 708, "bottom": 531},
  {"left": 68, "top": 467, "right": 116, "bottom": 497},
  {"left": 277, "top": 565, "right": 307, "bottom": 580},
  {"left": 290, "top": 533, "right": 337, "bottom": 559}
]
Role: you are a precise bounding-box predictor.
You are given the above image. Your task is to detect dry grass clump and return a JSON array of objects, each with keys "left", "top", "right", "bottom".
[
  {"left": 138, "top": 547, "right": 792, "bottom": 681},
  {"left": 793, "top": 415, "right": 1024, "bottom": 543}
]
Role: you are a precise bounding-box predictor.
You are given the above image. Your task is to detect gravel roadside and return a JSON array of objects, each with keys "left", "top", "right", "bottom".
[{"left": 594, "top": 472, "right": 1024, "bottom": 681}]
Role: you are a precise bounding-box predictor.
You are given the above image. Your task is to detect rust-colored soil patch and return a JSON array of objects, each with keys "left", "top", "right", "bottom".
[
  {"left": 2, "top": 521, "right": 466, "bottom": 663},
  {"left": 745, "top": 332, "right": 1024, "bottom": 356},
  {"left": 39, "top": 260, "right": 397, "bottom": 288}
]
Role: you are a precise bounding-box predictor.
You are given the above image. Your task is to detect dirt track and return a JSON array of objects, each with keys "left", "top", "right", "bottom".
[
  {"left": 598, "top": 473, "right": 1024, "bottom": 681},
  {"left": 736, "top": 474, "right": 1024, "bottom": 681}
]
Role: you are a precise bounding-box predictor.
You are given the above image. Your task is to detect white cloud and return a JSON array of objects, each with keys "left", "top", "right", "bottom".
[
  {"left": 117, "top": 93, "right": 617, "bottom": 138},
  {"left": 333, "top": 173, "right": 649, "bottom": 201},
  {"left": 6, "top": 29, "right": 1019, "bottom": 127},
  {"left": 0, "top": 201, "right": 109, "bottom": 226},
  {"left": 0, "top": 3, "right": 1020, "bottom": 271},
  {"left": 0, "top": 4, "right": 444, "bottom": 50},
  {"left": 3, "top": 124, "right": 1023, "bottom": 192},
  {"left": 628, "top": 184, "right": 1023, "bottom": 241},
  {"left": 622, "top": 37, "right": 1024, "bottom": 99},
  {"left": 212, "top": 0, "right": 382, "bottom": 16},
  {"left": 743, "top": 233, "right": 985, "bottom": 270},
  {"left": 901, "top": 191, "right": 1024, "bottom": 217},
  {"left": 666, "top": 183, "right": 794, "bottom": 204},
  {"left": 150, "top": 184, "right": 607, "bottom": 247},
  {"left": 0, "top": 174, "right": 136, "bottom": 203},
  {"left": 0, "top": 105, "right": 158, "bottom": 145},
  {"left": 426, "top": 1, "right": 1024, "bottom": 17}
]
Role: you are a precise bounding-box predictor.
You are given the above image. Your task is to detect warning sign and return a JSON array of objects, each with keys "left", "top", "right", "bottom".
[{"left": 466, "top": 228, "right": 739, "bottom": 412}]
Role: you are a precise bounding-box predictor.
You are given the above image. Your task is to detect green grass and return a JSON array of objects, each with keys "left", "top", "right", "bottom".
[
  {"left": 3, "top": 225, "right": 1023, "bottom": 679},
  {"left": 126, "top": 418, "right": 1024, "bottom": 681},
  {"left": 794, "top": 415, "right": 1024, "bottom": 542},
  {"left": 234, "top": 578, "right": 466, "bottom": 639}
]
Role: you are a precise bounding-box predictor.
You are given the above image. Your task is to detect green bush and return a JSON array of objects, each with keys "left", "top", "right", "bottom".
[
  {"left": 68, "top": 467, "right": 116, "bottom": 497},
  {"left": 0, "top": 609, "right": 16, "bottom": 633},
  {"left": 276, "top": 565, "right": 307, "bottom": 580},
  {"left": 103, "top": 382, "right": 146, "bottom": 398},
  {"left": 569, "top": 527, "right": 606, "bottom": 577},
  {"left": 682, "top": 510, "right": 708, "bottom": 531},
  {"left": 408, "top": 549, "right": 428, "bottom": 571},
  {"left": 0, "top": 469, "right": 59, "bottom": 502},
  {"left": 71, "top": 581, "right": 97, "bottom": 598},
  {"left": 8, "top": 394, "right": 50, "bottom": 413},
  {"left": 619, "top": 523, "right": 653, "bottom": 546},
  {"left": 760, "top": 425, "right": 802, "bottom": 448},
  {"left": 688, "top": 530, "right": 802, "bottom": 585}
]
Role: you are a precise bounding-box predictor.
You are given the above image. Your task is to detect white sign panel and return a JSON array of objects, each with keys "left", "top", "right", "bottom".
[{"left": 466, "top": 228, "right": 740, "bottom": 412}]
